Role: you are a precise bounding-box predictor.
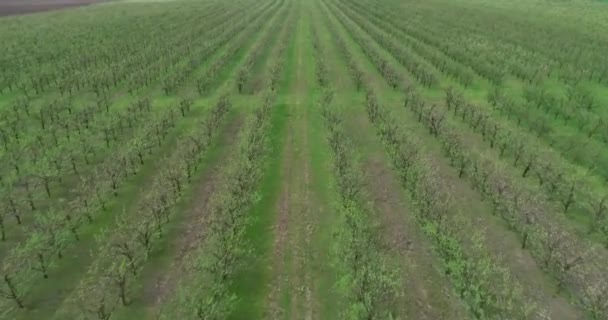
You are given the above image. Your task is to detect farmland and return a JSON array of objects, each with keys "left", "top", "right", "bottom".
[
  {"left": 1, "top": 0, "right": 608, "bottom": 319},
  {"left": 0, "top": 0, "right": 109, "bottom": 16}
]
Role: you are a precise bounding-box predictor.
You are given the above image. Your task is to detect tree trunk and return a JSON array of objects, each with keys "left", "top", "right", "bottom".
[
  {"left": 37, "top": 253, "right": 49, "bottom": 279},
  {"left": 44, "top": 178, "right": 51, "bottom": 198},
  {"left": 0, "top": 217, "right": 5, "bottom": 241},
  {"left": 522, "top": 161, "right": 532, "bottom": 177},
  {"left": 4, "top": 275, "right": 24, "bottom": 308},
  {"left": 118, "top": 276, "right": 128, "bottom": 306}
]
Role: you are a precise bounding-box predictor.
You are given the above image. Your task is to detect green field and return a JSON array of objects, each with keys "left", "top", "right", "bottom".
[{"left": 1, "top": 0, "right": 608, "bottom": 319}]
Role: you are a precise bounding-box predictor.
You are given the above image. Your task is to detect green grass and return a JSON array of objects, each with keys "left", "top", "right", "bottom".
[
  {"left": 3, "top": 0, "right": 608, "bottom": 319},
  {"left": 228, "top": 101, "right": 286, "bottom": 319},
  {"left": 15, "top": 97, "right": 213, "bottom": 320},
  {"left": 112, "top": 106, "right": 244, "bottom": 320},
  {"left": 1, "top": 1, "right": 283, "bottom": 318},
  {"left": 228, "top": 15, "right": 296, "bottom": 318}
]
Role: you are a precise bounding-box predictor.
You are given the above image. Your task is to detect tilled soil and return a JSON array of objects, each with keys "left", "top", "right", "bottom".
[{"left": 0, "top": 0, "right": 108, "bottom": 16}]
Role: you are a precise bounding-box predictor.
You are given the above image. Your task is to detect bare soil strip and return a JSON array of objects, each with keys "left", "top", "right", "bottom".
[
  {"left": 267, "top": 114, "right": 294, "bottom": 319},
  {"left": 426, "top": 152, "right": 584, "bottom": 320},
  {"left": 341, "top": 110, "right": 471, "bottom": 319},
  {"left": 142, "top": 113, "right": 245, "bottom": 315},
  {"left": 314, "top": 1, "right": 470, "bottom": 316},
  {"left": 329, "top": 2, "right": 584, "bottom": 316}
]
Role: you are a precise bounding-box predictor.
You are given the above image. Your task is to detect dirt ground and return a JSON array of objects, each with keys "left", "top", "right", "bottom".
[{"left": 0, "top": 0, "right": 108, "bottom": 16}]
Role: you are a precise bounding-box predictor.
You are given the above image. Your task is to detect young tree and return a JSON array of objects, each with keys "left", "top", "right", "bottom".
[
  {"left": 557, "top": 180, "right": 577, "bottom": 214},
  {"left": 73, "top": 266, "right": 117, "bottom": 319},
  {"left": 514, "top": 192, "right": 538, "bottom": 250},
  {"left": 0, "top": 274, "right": 24, "bottom": 309},
  {"left": 110, "top": 231, "right": 139, "bottom": 277},
  {"left": 179, "top": 98, "right": 193, "bottom": 117},
  {"left": 582, "top": 279, "right": 608, "bottom": 319},
  {"left": 33, "top": 159, "right": 58, "bottom": 198},
  {"left": 0, "top": 248, "right": 29, "bottom": 308},
  {"left": 134, "top": 217, "right": 155, "bottom": 256}
]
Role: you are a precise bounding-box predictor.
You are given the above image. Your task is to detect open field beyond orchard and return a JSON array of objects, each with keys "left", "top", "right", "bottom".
[
  {"left": 0, "top": 0, "right": 109, "bottom": 16},
  {"left": 1, "top": 0, "right": 608, "bottom": 319}
]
